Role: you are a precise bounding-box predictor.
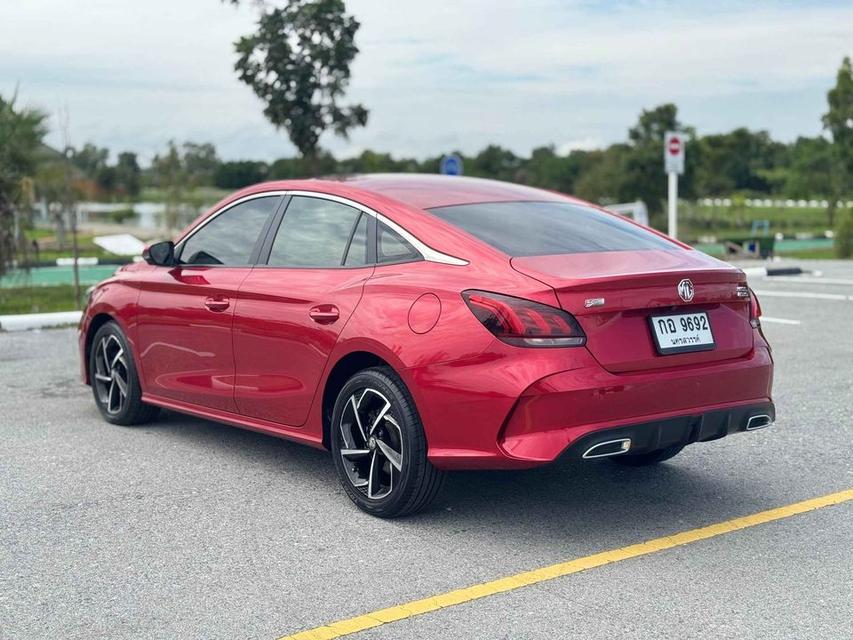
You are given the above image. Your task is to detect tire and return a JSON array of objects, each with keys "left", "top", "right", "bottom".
[
  {"left": 330, "top": 366, "right": 444, "bottom": 518},
  {"left": 609, "top": 444, "right": 685, "bottom": 467},
  {"left": 89, "top": 321, "right": 160, "bottom": 426}
]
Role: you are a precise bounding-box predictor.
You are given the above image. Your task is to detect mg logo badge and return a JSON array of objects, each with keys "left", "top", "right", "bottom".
[{"left": 678, "top": 279, "right": 695, "bottom": 302}]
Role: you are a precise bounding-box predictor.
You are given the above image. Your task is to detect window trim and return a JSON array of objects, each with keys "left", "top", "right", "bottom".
[
  {"left": 176, "top": 190, "right": 468, "bottom": 269},
  {"left": 375, "top": 218, "right": 424, "bottom": 266},
  {"left": 175, "top": 194, "right": 284, "bottom": 267},
  {"left": 259, "top": 196, "right": 370, "bottom": 269}
]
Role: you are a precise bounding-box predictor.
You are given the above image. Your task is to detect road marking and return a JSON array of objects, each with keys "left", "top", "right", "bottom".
[
  {"left": 753, "top": 289, "right": 852, "bottom": 301},
  {"left": 760, "top": 317, "right": 801, "bottom": 325},
  {"left": 277, "top": 489, "right": 853, "bottom": 640},
  {"left": 763, "top": 276, "right": 853, "bottom": 286}
]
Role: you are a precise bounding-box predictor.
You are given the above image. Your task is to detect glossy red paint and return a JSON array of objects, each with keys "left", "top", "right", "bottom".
[{"left": 80, "top": 175, "right": 774, "bottom": 470}]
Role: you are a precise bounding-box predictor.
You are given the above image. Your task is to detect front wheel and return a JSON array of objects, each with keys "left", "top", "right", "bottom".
[
  {"left": 89, "top": 321, "right": 159, "bottom": 426},
  {"left": 330, "top": 367, "right": 444, "bottom": 518}
]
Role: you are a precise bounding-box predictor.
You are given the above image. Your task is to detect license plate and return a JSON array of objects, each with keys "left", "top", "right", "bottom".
[{"left": 649, "top": 312, "right": 715, "bottom": 355}]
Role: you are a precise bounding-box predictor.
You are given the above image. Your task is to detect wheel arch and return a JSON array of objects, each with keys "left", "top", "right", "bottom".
[
  {"left": 321, "top": 350, "right": 395, "bottom": 450},
  {"left": 83, "top": 312, "right": 117, "bottom": 384}
]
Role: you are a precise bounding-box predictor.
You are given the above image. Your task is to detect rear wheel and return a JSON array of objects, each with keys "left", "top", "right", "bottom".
[
  {"left": 610, "top": 444, "right": 685, "bottom": 467},
  {"left": 89, "top": 322, "right": 159, "bottom": 426},
  {"left": 330, "top": 367, "right": 444, "bottom": 518}
]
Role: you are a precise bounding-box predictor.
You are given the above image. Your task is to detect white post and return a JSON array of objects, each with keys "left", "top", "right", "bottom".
[{"left": 667, "top": 171, "right": 678, "bottom": 239}]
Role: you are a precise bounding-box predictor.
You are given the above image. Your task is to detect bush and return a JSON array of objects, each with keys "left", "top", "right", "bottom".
[{"left": 835, "top": 210, "right": 853, "bottom": 258}]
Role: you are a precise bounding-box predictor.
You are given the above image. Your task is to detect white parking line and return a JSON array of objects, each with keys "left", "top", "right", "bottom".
[
  {"left": 760, "top": 276, "right": 853, "bottom": 286},
  {"left": 761, "top": 317, "right": 801, "bottom": 325},
  {"left": 753, "top": 290, "right": 853, "bottom": 301}
]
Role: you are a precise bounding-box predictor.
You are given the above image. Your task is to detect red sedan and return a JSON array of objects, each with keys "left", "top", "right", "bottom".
[{"left": 79, "top": 175, "right": 774, "bottom": 517}]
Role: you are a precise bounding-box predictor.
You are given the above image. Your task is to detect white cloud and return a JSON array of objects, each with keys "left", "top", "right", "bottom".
[{"left": 1, "top": 0, "right": 851, "bottom": 161}]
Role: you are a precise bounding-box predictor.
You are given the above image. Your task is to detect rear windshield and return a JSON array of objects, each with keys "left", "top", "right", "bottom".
[{"left": 429, "top": 201, "right": 675, "bottom": 256}]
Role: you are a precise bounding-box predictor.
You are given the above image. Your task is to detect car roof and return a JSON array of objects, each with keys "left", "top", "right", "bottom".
[{"left": 331, "top": 173, "right": 571, "bottom": 210}]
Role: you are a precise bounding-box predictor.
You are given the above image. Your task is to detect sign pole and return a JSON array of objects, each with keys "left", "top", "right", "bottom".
[
  {"left": 663, "top": 131, "right": 685, "bottom": 240},
  {"left": 667, "top": 171, "right": 678, "bottom": 239}
]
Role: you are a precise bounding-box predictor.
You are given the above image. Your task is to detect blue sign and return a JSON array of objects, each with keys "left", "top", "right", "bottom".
[{"left": 440, "top": 153, "right": 463, "bottom": 176}]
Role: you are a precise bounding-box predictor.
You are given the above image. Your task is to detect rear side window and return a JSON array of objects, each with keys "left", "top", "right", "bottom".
[
  {"left": 180, "top": 196, "right": 278, "bottom": 265},
  {"left": 267, "top": 196, "right": 364, "bottom": 267},
  {"left": 429, "top": 201, "right": 675, "bottom": 256},
  {"left": 377, "top": 221, "right": 421, "bottom": 264}
]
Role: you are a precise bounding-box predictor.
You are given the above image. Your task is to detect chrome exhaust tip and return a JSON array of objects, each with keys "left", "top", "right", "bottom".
[
  {"left": 582, "top": 438, "right": 632, "bottom": 459},
  {"left": 746, "top": 414, "right": 773, "bottom": 431}
]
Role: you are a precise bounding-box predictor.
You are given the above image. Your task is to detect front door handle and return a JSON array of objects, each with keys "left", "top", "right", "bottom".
[
  {"left": 204, "top": 296, "right": 230, "bottom": 312},
  {"left": 309, "top": 304, "right": 340, "bottom": 324}
]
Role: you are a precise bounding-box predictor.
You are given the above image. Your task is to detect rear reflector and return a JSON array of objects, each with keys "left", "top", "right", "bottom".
[
  {"left": 462, "top": 290, "right": 586, "bottom": 347},
  {"left": 748, "top": 288, "right": 762, "bottom": 328}
]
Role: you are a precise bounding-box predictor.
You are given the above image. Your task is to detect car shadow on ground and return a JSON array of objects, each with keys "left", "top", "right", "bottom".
[{"left": 137, "top": 408, "right": 778, "bottom": 547}]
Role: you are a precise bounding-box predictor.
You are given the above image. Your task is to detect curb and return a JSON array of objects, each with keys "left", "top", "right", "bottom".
[
  {"left": 741, "top": 266, "right": 804, "bottom": 278},
  {"left": 0, "top": 310, "right": 83, "bottom": 332}
]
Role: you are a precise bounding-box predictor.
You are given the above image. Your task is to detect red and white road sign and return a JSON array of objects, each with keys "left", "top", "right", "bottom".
[{"left": 664, "top": 131, "right": 685, "bottom": 175}]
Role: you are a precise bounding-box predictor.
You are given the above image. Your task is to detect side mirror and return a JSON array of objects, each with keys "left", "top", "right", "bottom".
[{"left": 142, "top": 240, "right": 177, "bottom": 266}]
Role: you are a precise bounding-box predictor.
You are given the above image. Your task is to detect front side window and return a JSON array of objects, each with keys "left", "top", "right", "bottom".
[
  {"left": 180, "top": 196, "right": 278, "bottom": 265},
  {"left": 429, "top": 201, "right": 676, "bottom": 257},
  {"left": 267, "top": 196, "right": 364, "bottom": 268}
]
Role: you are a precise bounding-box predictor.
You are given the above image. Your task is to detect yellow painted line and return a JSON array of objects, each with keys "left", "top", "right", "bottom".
[{"left": 277, "top": 489, "right": 853, "bottom": 640}]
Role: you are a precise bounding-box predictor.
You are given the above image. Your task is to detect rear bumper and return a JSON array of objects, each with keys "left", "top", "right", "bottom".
[
  {"left": 416, "top": 342, "right": 773, "bottom": 470},
  {"left": 560, "top": 401, "right": 775, "bottom": 461}
]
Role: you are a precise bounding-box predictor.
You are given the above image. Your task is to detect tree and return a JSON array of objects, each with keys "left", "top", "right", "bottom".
[
  {"left": 694, "top": 128, "right": 785, "bottom": 196},
  {"left": 621, "top": 104, "right": 694, "bottom": 213},
  {"left": 152, "top": 141, "right": 186, "bottom": 230},
  {"left": 234, "top": 0, "right": 368, "bottom": 171},
  {"left": 115, "top": 151, "right": 141, "bottom": 197},
  {"left": 214, "top": 160, "right": 269, "bottom": 189},
  {"left": 0, "top": 92, "right": 47, "bottom": 275},
  {"left": 823, "top": 56, "right": 853, "bottom": 228},
  {"left": 71, "top": 143, "right": 109, "bottom": 177},
  {"left": 182, "top": 142, "right": 219, "bottom": 187},
  {"left": 469, "top": 145, "right": 522, "bottom": 182}
]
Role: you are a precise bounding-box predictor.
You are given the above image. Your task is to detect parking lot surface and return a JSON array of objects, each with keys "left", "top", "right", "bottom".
[{"left": 1, "top": 260, "right": 852, "bottom": 640}]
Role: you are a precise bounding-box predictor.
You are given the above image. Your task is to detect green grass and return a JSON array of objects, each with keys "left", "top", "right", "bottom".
[
  {"left": 18, "top": 232, "right": 114, "bottom": 263},
  {"left": 679, "top": 204, "right": 835, "bottom": 242},
  {"left": 0, "top": 285, "right": 83, "bottom": 314}
]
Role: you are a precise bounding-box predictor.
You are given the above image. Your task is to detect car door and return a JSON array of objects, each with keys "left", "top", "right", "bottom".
[
  {"left": 136, "top": 195, "right": 282, "bottom": 412},
  {"left": 232, "top": 195, "right": 375, "bottom": 426}
]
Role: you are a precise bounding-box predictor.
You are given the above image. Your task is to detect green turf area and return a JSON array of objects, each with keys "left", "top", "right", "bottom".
[
  {"left": 0, "top": 285, "right": 84, "bottom": 314},
  {"left": 0, "top": 265, "right": 119, "bottom": 288}
]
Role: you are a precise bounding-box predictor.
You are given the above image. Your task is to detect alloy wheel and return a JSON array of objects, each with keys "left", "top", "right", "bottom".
[
  {"left": 338, "top": 387, "right": 404, "bottom": 500},
  {"left": 93, "top": 334, "right": 129, "bottom": 416}
]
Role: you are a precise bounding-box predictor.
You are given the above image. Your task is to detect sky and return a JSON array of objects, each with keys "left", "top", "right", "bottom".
[{"left": 1, "top": 0, "right": 852, "bottom": 162}]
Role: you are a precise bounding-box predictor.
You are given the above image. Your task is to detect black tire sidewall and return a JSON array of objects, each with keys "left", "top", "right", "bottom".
[{"left": 330, "top": 368, "right": 427, "bottom": 517}]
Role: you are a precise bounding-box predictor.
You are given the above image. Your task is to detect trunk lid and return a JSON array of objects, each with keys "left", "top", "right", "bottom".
[{"left": 511, "top": 249, "right": 753, "bottom": 373}]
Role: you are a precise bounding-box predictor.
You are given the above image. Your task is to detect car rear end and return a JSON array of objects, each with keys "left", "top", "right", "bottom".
[{"left": 422, "top": 199, "right": 774, "bottom": 468}]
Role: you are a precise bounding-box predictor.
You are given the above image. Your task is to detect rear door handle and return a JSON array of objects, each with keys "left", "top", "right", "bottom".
[
  {"left": 309, "top": 304, "right": 340, "bottom": 324},
  {"left": 204, "top": 296, "right": 230, "bottom": 312}
]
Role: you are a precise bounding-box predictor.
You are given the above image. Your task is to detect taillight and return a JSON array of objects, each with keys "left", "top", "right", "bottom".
[
  {"left": 462, "top": 290, "right": 586, "bottom": 347},
  {"left": 748, "top": 288, "right": 762, "bottom": 328}
]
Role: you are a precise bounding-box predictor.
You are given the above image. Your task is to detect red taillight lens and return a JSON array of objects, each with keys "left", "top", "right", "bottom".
[
  {"left": 462, "top": 290, "right": 586, "bottom": 347},
  {"left": 749, "top": 288, "right": 762, "bottom": 328}
]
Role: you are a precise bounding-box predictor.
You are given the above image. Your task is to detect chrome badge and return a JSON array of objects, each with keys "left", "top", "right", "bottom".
[
  {"left": 677, "top": 279, "right": 695, "bottom": 302},
  {"left": 584, "top": 297, "right": 605, "bottom": 308}
]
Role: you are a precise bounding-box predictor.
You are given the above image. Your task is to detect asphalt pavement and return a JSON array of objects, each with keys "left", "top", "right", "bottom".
[{"left": 1, "top": 259, "right": 851, "bottom": 640}]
